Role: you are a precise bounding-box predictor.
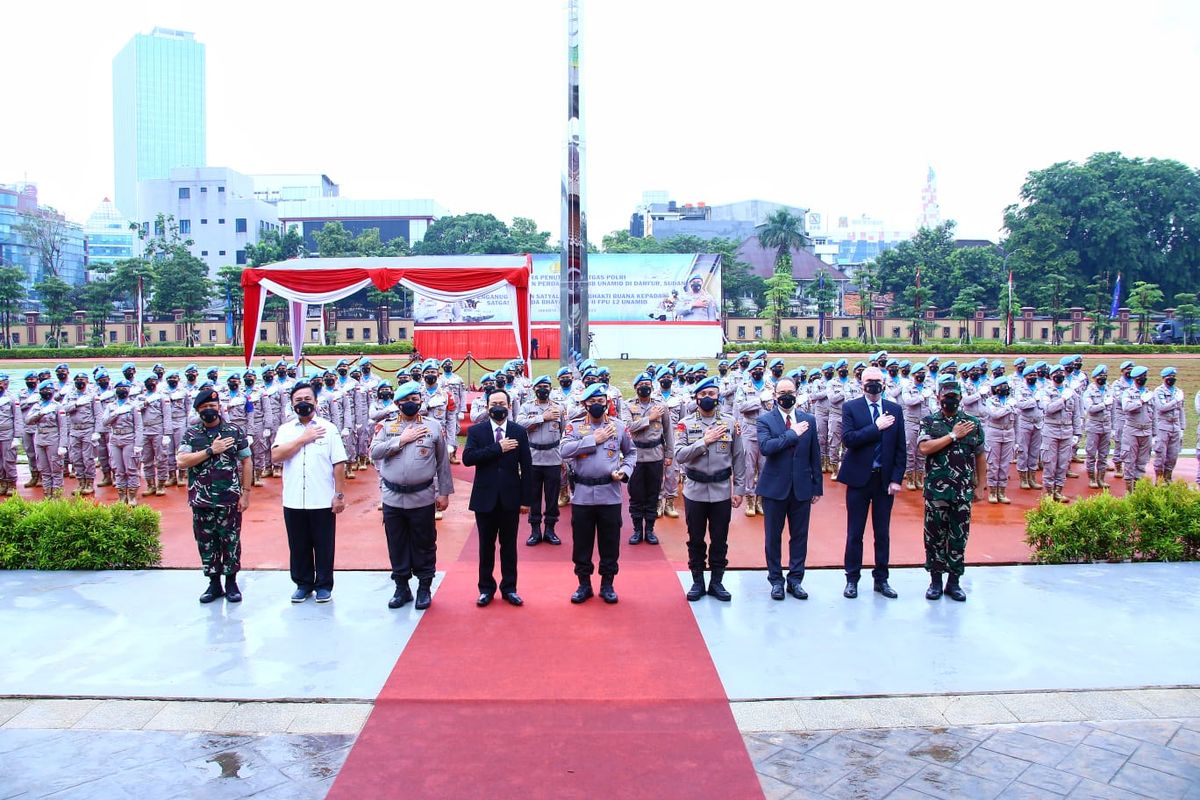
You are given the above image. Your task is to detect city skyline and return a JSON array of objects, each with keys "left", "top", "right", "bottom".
[{"left": 3, "top": 0, "right": 1199, "bottom": 245}]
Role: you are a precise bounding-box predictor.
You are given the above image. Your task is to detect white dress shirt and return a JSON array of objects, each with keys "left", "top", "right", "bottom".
[{"left": 274, "top": 415, "right": 347, "bottom": 510}]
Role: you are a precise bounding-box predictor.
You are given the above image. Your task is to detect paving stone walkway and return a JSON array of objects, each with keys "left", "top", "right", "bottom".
[{"left": 746, "top": 717, "right": 1200, "bottom": 800}]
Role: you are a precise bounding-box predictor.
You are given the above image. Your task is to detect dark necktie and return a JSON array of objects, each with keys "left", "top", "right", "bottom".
[
  {"left": 495, "top": 425, "right": 504, "bottom": 444},
  {"left": 870, "top": 402, "right": 882, "bottom": 468}
]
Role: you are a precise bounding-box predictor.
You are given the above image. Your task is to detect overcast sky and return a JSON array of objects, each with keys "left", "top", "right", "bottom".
[{"left": 5, "top": 0, "right": 1199, "bottom": 243}]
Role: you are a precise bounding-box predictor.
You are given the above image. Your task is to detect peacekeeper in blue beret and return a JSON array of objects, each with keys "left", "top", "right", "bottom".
[
  {"left": 372, "top": 380, "right": 452, "bottom": 612},
  {"left": 517, "top": 375, "right": 566, "bottom": 547},
  {"left": 560, "top": 383, "right": 636, "bottom": 605},
  {"left": 620, "top": 371, "right": 674, "bottom": 546},
  {"left": 674, "top": 376, "right": 746, "bottom": 603}
]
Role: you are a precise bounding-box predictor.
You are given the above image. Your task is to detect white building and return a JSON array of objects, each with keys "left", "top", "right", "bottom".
[
  {"left": 136, "top": 167, "right": 280, "bottom": 275},
  {"left": 252, "top": 174, "right": 339, "bottom": 204},
  {"left": 83, "top": 198, "right": 137, "bottom": 279}
]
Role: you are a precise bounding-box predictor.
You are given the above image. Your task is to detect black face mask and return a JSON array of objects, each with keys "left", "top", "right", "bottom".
[
  {"left": 718, "top": 367, "right": 728, "bottom": 376},
  {"left": 659, "top": 380, "right": 672, "bottom": 391},
  {"left": 560, "top": 380, "right": 572, "bottom": 390},
  {"left": 495, "top": 377, "right": 507, "bottom": 389},
  {"left": 697, "top": 396, "right": 718, "bottom": 412},
  {"left": 771, "top": 368, "right": 784, "bottom": 378},
  {"left": 276, "top": 370, "right": 287, "bottom": 379},
  {"left": 1166, "top": 378, "right": 1177, "bottom": 387},
  {"left": 98, "top": 379, "right": 109, "bottom": 389},
  {"left": 914, "top": 375, "right": 926, "bottom": 383},
  {"left": 199, "top": 408, "right": 220, "bottom": 424},
  {"left": 400, "top": 400, "right": 421, "bottom": 417},
  {"left": 312, "top": 384, "right": 322, "bottom": 395},
  {"left": 995, "top": 387, "right": 1010, "bottom": 398},
  {"left": 74, "top": 381, "right": 85, "bottom": 390},
  {"left": 776, "top": 393, "right": 797, "bottom": 409},
  {"left": 228, "top": 382, "right": 240, "bottom": 392},
  {"left": 587, "top": 402, "right": 607, "bottom": 419},
  {"left": 535, "top": 388, "right": 551, "bottom": 400},
  {"left": 823, "top": 370, "right": 834, "bottom": 379},
  {"left": 167, "top": 381, "right": 179, "bottom": 390},
  {"left": 324, "top": 380, "right": 336, "bottom": 388},
  {"left": 245, "top": 378, "right": 255, "bottom": 387},
  {"left": 287, "top": 372, "right": 296, "bottom": 379},
  {"left": 379, "top": 393, "right": 394, "bottom": 403},
  {"left": 636, "top": 385, "right": 652, "bottom": 398},
  {"left": 837, "top": 369, "right": 848, "bottom": 378},
  {"left": 1052, "top": 375, "right": 1064, "bottom": 384},
  {"left": 25, "top": 381, "right": 37, "bottom": 390},
  {"left": 888, "top": 369, "right": 899, "bottom": 377},
  {"left": 424, "top": 375, "right": 437, "bottom": 386},
  {"left": 146, "top": 383, "right": 157, "bottom": 393},
  {"left": 187, "top": 374, "right": 198, "bottom": 382},
  {"left": 940, "top": 396, "right": 960, "bottom": 414},
  {"left": 337, "top": 369, "right": 348, "bottom": 377},
  {"left": 263, "top": 375, "right": 273, "bottom": 384},
  {"left": 864, "top": 381, "right": 883, "bottom": 395},
  {"left": 39, "top": 391, "right": 53, "bottom": 401},
  {"left": 1026, "top": 378, "right": 1037, "bottom": 386},
  {"left": 294, "top": 401, "right": 315, "bottom": 417},
  {"left": 116, "top": 389, "right": 129, "bottom": 399},
  {"left": 489, "top": 406, "right": 508, "bottom": 422},
  {"left": 1135, "top": 378, "right": 1147, "bottom": 388},
  {"left": 1095, "top": 378, "right": 1107, "bottom": 386},
  {"left": 750, "top": 371, "right": 764, "bottom": 381}
]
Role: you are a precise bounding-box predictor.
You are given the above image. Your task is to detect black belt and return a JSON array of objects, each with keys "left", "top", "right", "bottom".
[
  {"left": 685, "top": 467, "right": 732, "bottom": 484},
  {"left": 530, "top": 441, "right": 559, "bottom": 451},
  {"left": 634, "top": 437, "right": 664, "bottom": 449},
  {"left": 382, "top": 477, "right": 434, "bottom": 494},
  {"left": 574, "top": 474, "right": 613, "bottom": 486}
]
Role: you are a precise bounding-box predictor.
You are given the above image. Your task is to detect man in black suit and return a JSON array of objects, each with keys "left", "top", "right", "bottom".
[
  {"left": 836, "top": 367, "right": 906, "bottom": 599},
  {"left": 756, "top": 377, "right": 823, "bottom": 600},
  {"left": 462, "top": 388, "right": 535, "bottom": 607}
]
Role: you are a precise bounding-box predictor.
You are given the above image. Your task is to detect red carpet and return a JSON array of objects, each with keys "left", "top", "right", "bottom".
[{"left": 328, "top": 532, "right": 762, "bottom": 799}]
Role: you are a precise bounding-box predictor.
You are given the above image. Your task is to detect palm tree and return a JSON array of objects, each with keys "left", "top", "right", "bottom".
[{"left": 757, "top": 209, "right": 809, "bottom": 268}]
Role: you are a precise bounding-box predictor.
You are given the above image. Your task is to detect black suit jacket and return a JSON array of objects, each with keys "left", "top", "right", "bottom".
[
  {"left": 462, "top": 418, "right": 536, "bottom": 513},
  {"left": 836, "top": 396, "right": 907, "bottom": 488},
  {"left": 756, "top": 409, "right": 823, "bottom": 502}
]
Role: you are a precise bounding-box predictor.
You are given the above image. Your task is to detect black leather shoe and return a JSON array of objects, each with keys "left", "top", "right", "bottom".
[
  {"left": 707, "top": 580, "right": 732, "bottom": 602},
  {"left": 599, "top": 583, "right": 619, "bottom": 604},
  {"left": 874, "top": 581, "right": 898, "bottom": 599},
  {"left": 502, "top": 592, "right": 524, "bottom": 606},
  {"left": 199, "top": 580, "right": 224, "bottom": 604},
  {"left": 525, "top": 531, "right": 542, "bottom": 546},
  {"left": 686, "top": 579, "right": 706, "bottom": 602},
  {"left": 571, "top": 583, "right": 594, "bottom": 604},
  {"left": 770, "top": 584, "right": 785, "bottom": 601},
  {"left": 843, "top": 581, "right": 858, "bottom": 599},
  {"left": 543, "top": 530, "right": 562, "bottom": 546},
  {"left": 628, "top": 530, "right": 643, "bottom": 545},
  {"left": 926, "top": 583, "right": 943, "bottom": 600},
  {"left": 644, "top": 529, "right": 659, "bottom": 545},
  {"left": 224, "top": 576, "right": 242, "bottom": 603},
  {"left": 476, "top": 592, "right": 494, "bottom": 607},
  {"left": 788, "top": 581, "right": 808, "bottom": 600},
  {"left": 290, "top": 587, "right": 312, "bottom": 603},
  {"left": 945, "top": 578, "right": 967, "bottom": 602},
  {"left": 415, "top": 585, "right": 432, "bottom": 610},
  {"left": 388, "top": 583, "right": 413, "bottom": 609}
]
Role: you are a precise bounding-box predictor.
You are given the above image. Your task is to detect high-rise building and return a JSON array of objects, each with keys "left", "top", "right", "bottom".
[
  {"left": 0, "top": 183, "right": 87, "bottom": 288},
  {"left": 918, "top": 166, "right": 941, "bottom": 230},
  {"left": 83, "top": 198, "right": 136, "bottom": 278},
  {"left": 113, "top": 27, "right": 207, "bottom": 219}
]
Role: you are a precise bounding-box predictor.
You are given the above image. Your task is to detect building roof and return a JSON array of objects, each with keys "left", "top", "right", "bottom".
[{"left": 737, "top": 236, "right": 849, "bottom": 282}]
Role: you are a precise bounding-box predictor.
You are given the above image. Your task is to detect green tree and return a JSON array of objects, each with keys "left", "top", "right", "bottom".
[
  {"left": 1037, "top": 272, "right": 1072, "bottom": 344},
  {"left": 757, "top": 209, "right": 808, "bottom": 269},
  {"left": 33, "top": 275, "right": 74, "bottom": 347},
  {"left": 950, "top": 286, "right": 982, "bottom": 344},
  {"left": 1085, "top": 275, "right": 1116, "bottom": 344},
  {"left": 0, "top": 266, "right": 27, "bottom": 348},
  {"left": 79, "top": 262, "right": 116, "bottom": 346},
  {"left": 245, "top": 225, "right": 305, "bottom": 266},
  {"left": 15, "top": 207, "right": 72, "bottom": 281},
  {"left": 1173, "top": 293, "right": 1199, "bottom": 345},
  {"left": 1126, "top": 280, "right": 1164, "bottom": 344},
  {"left": 854, "top": 261, "right": 880, "bottom": 344},
  {"left": 413, "top": 213, "right": 515, "bottom": 255},
  {"left": 214, "top": 266, "right": 245, "bottom": 346},
  {"left": 759, "top": 251, "right": 797, "bottom": 341},
  {"left": 311, "top": 221, "right": 356, "bottom": 257},
  {"left": 601, "top": 230, "right": 667, "bottom": 253},
  {"left": 507, "top": 216, "right": 555, "bottom": 253}
]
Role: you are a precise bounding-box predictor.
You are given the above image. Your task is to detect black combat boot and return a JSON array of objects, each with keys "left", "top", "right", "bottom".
[
  {"left": 414, "top": 579, "right": 433, "bottom": 610},
  {"left": 707, "top": 571, "right": 731, "bottom": 602},
  {"left": 686, "top": 570, "right": 706, "bottom": 602},
  {"left": 571, "top": 577, "right": 594, "bottom": 604},
  {"left": 389, "top": 581, "right": 413, "bottom": 609},
  {"left": 925, "top": 572, "right": 944, "bottom": 601},
  {"left": 224, "top": 573, "right": 242, "bottom": 603},
  {"left": 945, "top": 573, "right": 967, "bottom": 602},
  {"left": 628, "top": 518, "right": 644, "bottom": 545},
  {"left": 199, "top": 575, "right": 224, "bottom": 604},
  {"left": 643, "top": 521, "right": 659, "bottom": 545},
  {"left": 599, "top": 577, "right": 619, "bottom": 604},
  {"left": 543, "top": 526, "right": 562, "bottom": 546},
  {"left": 526, "top": 524, "right": 542, "bottom": 546}
]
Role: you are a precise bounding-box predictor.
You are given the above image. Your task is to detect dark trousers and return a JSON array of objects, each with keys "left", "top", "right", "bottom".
[
  {"left": 528, "top": 464, "right": 562, "bottom": 529},
  {"left": 571, "top": 503, "right": 622, "bottom": 579},
  {"left": 684, "top": 497, "right": 731, "bottom": 573},
  {"left": 761, "top": 493, "right": 811, "bottom": 585},
  {"left": 628, "top": 459, "right": 664, "bottom": 523},
  {"left": 284, "top": 507, "right": 336, "bottom": 591},
  {"left": 383, "top": 502, "right": 437, "bottom": 583},
  {"left": 476, "top": 509, "right": 519, "bottom": 594},
  {"left": 844, "top": 470, "right": 893, "bottom": 582}
]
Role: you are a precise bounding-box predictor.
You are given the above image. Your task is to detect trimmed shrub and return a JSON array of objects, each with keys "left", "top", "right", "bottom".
[
  {"left": 0, "top": 342, "right": 414, "bottom": 360},
  {"left": 725, "top": 341, "right": 1200, "bottom": 356},
  {"left": 1026, "top": 480, "right": 1199, "bottom": 563},
  {"left": 0, "top": 497, "right": 161, "bottom": 570}
]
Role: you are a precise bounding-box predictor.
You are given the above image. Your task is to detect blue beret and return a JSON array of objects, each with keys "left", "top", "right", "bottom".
[
  {"left": 335, "top": 358, "right": 349, "bottom": 367},
  {"left": 1050, "top": 363, "right": 1065, "bottom": 374},
  {"left": 1091, "top": 364, "right": 1108, "bottom": 377},
  {"left": 1013, "top": 357, "right": 1027, "bottom": 365},
  {"left": 717, "top": 359, "right": 729, "bottom": 367},
  {"left": 634, "top": 372, "right": 653, "bottom": 385},
  {"left": 748, "top": 358, "right": 765, "bottom": 370},
  {"left": 886, "top": 358, "right": 900, "bottom": 367},
  {"left": 35, "top": 379, "right": 52, "bottom": 391},
  {"left": 23, "top": 370, "right": 36, "bottom": 379},
  {"left": 480, "top": 372, "right": 495, "bottom": 382},
  {"left": 1058, "top": 356, "right": 1074, "bottom": 366},
  {"left": 1162, "top": 367, "right": 1177, "bottom": 378},
  {"left": 95, "top": 368, "right": 108, "bottom": 378},
  {"left": 871, "top": 350, "right": 886, "bottom": 361},
  {"left": 122, "top": 362, "right": 136, "bottom": 371},
  {"left": 0, "top": 373, "right": 7, "bottom": 381},
  {"left": 654, "top": 366, "right": 673, "bottom": 381},
  {"left": 854, "top": 361, "right": 866, "bottom": 370},
  {"left": 753, "top": 349, "right": 767, "bottom": 359},
  {"left": 151, "top": 363, "right": 163, "bottom": 370},
  {"left": 579, "top": 359, "right": 596, "bottom": 371},
  {"left": 786, "top": 369, "right": 802, "bottom": 380},
  {"left": 533, "top": 374, "right": 551, "bottom": 387},
  {"left": 441, "top": 357, "right": 453, "bottom": 365},
  {"left": 941, "top": 360, "right": 958, "bottom": 370},
  {"left": 694, "top": 363, "right": 709, "bottom": 373},
  {"left": 597, "top": 366, "right": 611, "bottom": 376},
  {"left": 581, "top": 383, "right": 608, "bottom": 403},
  {"left": 899, "top": 360, "right": 911, "bottom": 369},
  {"left": 556, "top": 366, "right": 572, "bottom": 378},
  {"left": 912, "top": 362, "right": 927, "bottom": 372},
  {"left": 1131, "top": 366, "right": 1148, "bottom": 379},
  {"left": 274, "top": 360, "right": 287, "bottom": 369},
  {"left": 1119, "top": 360, "right": 1134, "bottom": 370},
  {"left": 582, "top": 369, "right": 599, "bottom": 380},
  {"left": 207, "top": 365, "right": 220, "bottom": 373},
  {"left": 991, "top": 360, "right": 1004, "bottom": 370},
  {"left": 834, "top": 358, "right": 848, "bottom": 369},
  {"left": 242, "top": 369, "right": 255, "bottom": 377},
  {"left": 185, "top": 364, "right": 198, "bottom": 372},
  {"left": 115, "top": 380, "right": 132, "bottom": 389},
  {"left": 1033, "top": 361, "right": 1048, "bottom": 370},
  {"left": 692, "top": 376, "right": 720, "bottom": 396},
  {"left": 73, "top": 371, "right": 89, "bottom": 380},
  {"left": 55, "top": 363, "right": 69, "bottom": 371},
  {"left": 167, "top": 371, "right": 180, "bottom": 379},
  {"left": 227, "top": 371, "right": 241, "bottom": 380},
  {"left": 395, "top": 380, "right": 422, "bottom": 398},
  {"left": 769, "top": 358, "right": 785, "bottom": 368},
  {"left": 822, "top": 362, "right": 834, "bottom": 371},
  {"left": 991, "top": 376, "right": 1010, "bottom": 388}
]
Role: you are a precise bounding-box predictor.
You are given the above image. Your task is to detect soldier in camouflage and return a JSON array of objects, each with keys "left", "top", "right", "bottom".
[
  {"left": 177, "top": 388, "right": 253, "bottom": 604},
  {"left": 917, "top": 376, "right": 986, "bottom": 602}
]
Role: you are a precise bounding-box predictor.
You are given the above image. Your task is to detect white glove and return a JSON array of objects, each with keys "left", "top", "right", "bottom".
[
  {"left": 247, "top": 435, "right": 255, "bottom": 445},
  {"left": 133, "top": 447, "right": 143, "bottom": 457},
  {"left": 90, "top": 433, "right": 100, "bottom": 443},
  {"left": 57, "top": 447, "right": 67, "bottom": 456},
  {"left": 263, "top": 428, "right": 271, "bottom": 437},
  {"left": 759, "top": 388, "right": 773, "bottom": 402},
  {"left": 114, "top": 405, "right": 132, "bottom": 415},
  {"left": 10, "top": 438, "right": 18, "bottom": 448},
  {"left": 341, "top": 428, "right": 350, "bottom": 437},
  {"left": 161, "top": 435, "right": 171, "bottom": 446},
  {"left": 75, "top": 397, "right": 89, "bottom": 407}
]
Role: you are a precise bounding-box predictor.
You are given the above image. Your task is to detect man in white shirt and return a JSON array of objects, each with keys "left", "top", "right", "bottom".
[{"left": 271, "top": 381, "right": 348, "bottom": 604}]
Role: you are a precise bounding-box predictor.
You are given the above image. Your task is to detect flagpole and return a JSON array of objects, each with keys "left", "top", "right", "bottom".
[{"left": 137, "top": 276, "right": 143, "bottom": 349}]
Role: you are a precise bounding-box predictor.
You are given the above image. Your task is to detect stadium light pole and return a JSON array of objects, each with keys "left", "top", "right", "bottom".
[{"left": 560, "top": 0, "right": 589, "bottom": 366}]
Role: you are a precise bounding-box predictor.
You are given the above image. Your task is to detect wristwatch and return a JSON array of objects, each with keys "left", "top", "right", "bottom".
[
  {"left": 205, "top": 446, "right": 214, "bottom": 457},
  {"left": 334, "top": 492, "right": 345, "bottom": 501},
  {"left": 948, "top": 431, "right": 958, "bottom": 442}
]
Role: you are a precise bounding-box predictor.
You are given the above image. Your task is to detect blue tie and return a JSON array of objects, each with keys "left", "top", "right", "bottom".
[{"left": 870, "top": 402, "right": 882, "bottom": 469}]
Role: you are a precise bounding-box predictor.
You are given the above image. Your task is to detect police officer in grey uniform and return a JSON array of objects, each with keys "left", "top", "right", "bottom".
[
  {"left": 623, "top": 371, "right": 673, "bottom": 545},
  {"left": 560, "top": 383, "right": 637, "bottom": 605},
  {"left": 372, "top": 380, "right": 452, "bottom": 611},
  {"left": 674, "top": 376, "right": 746, "bottom": 602},
  {"left": 517, "top": 375, "right": 565, "bottom": 546}
]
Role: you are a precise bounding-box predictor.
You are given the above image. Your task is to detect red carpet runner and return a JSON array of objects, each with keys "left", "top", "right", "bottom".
[{"left": 328, "top": 503, "right": 762, "bottom": 799}]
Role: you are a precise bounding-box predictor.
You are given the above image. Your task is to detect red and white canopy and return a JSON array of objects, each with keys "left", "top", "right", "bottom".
[{"left": 239, "top": 255, "right": 533, "bottom": 366}]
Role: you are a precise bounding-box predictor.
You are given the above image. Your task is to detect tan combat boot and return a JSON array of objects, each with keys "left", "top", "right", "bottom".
[
  {"left": 1087, "top": 471, "right": 1099, "bottom": 489},
  {"left": 24, "top": 470, "right": 40, "bottom": 489},
  {"left": 1028, "top": 470, "right": 1044, "bottom": 489},
  {"left": 96, "top": 469, "right": 113, "bottom": 488},
  {"left": 345, "top": 463, "right": 356, "bottom": 480},
  {"left": 1114, "top": 463, "right": 1124, "bottom": 480},
  {"left": 449, "top": 452, "right": 460, "bottom": 465},
  {"left": 164, "top": 472, "right": 177, "bottom": 487},
  {"left": 917, "top": 472, "right": 926, "bottom": 489},
  {"left": 83, "top": 479, "right": 94, "bottom": 496},
  {"left": 1018, "top": 470, "right": 1030, "bottom": 490},
  {"left": 744, "top": 495, "right": 756, "bottom": 517},
  {"left": 1095, "top": 470, "right": 1107, "bottom": 489},
  {"left": 128, "top": 488, "right": 138, "bottom": 507},
  {"left": 178, "top": 469, "right": 187, "bottom": 485},
  {"left": 987, "top": 487, "right": 998, "bottom": 504},
  {"left": 998, "top": 487, "right": 1011, "bottom": 504},
  {"left": 142, "top": 480, "right": 156, "bottom": 497},
  {"left": 558, "top": 486, "right": 570, "bottom": 507},
  {"left": 656, "top": 498, "right": 665, "bottom": 518},
  {"left": 116, "top": 488, "right": 126, "bottom": 505},
  {"left": 154, "top": 480, "right": 165, "bottom": 496},
  {"left": 1053, "top": 486, "right": 1070, "bottom": 503},
  {"left": 252, "top": 472, "right": 264, "bottom": 488},
  {"left": 665, "top": 497, "right": 680, "bottom": 518},
  {"left": 1165, "top": 469, "right": 1173, "bottom": 484}
]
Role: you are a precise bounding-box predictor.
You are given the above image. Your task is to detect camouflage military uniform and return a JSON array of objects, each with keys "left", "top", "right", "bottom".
[
  {"left": 917, "top": 410, "right": 985, "bottom": 578},
  {"left": 179, "top": 421, "right": 251, "bottom": 577}
]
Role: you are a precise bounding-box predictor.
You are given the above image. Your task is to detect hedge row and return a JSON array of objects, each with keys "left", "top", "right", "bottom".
[
  {"left": 0, "top": 342, "right": 415, "bottom": 360},
  {"left": 1025, "top": 480, "right": 1200, "bottom": 564},
  {"left": 0, "top": 497, "right": 162, "bottom": 570},
  {"left": 724, "top": 341, "right": 1200, "bottom": 356}
]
